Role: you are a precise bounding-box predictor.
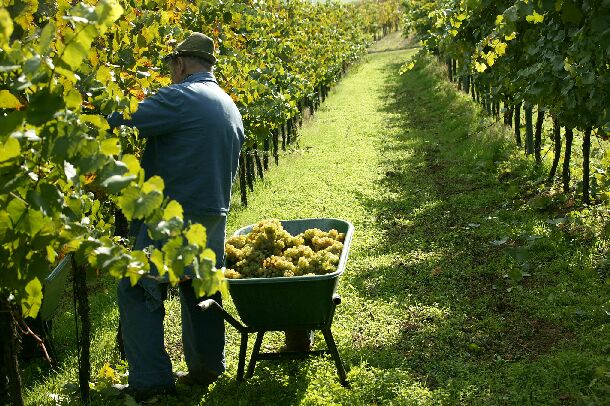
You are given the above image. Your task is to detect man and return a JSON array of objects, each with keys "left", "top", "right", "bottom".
[{"left": 108, "top": 32, "right": 244, "bottom": 401}]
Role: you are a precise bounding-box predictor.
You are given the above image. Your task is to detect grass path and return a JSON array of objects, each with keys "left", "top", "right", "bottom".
[{"left": 23, "top": 32, "right": 609, "bottom": 405}]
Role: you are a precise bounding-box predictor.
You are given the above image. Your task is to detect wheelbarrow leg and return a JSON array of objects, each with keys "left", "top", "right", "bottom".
[
  {"left": 322, "top": 328, "right": 349, "bottom": 387},
  {"left": 246, "top": 332, "right": 265, "bottom": 379},
  {"left": 237, "top": 332, "right": 249, "bottom": 381},
  {"left": 196, "top": 299, "right": 249, "bottom": 382}
]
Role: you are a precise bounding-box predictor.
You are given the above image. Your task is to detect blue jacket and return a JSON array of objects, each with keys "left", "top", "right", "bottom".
[{"left": 108, "top": 71, "right": 244, "bottom": 217}]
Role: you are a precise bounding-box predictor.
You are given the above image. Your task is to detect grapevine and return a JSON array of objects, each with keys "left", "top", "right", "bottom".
[{"left": 402, "top": 0, "right": 610, "bottom": 203}]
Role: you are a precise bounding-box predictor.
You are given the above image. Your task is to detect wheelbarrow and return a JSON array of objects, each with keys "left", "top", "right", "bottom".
[{"left": 198, "top": 218, "right": 354, "bottom": 387}]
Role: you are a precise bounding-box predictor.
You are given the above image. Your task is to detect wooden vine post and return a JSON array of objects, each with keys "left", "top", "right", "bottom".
[
  {"left": 0, "top": 297, "right": 24, "bottom": 406},
  {"left": 562, "top": 128, "right": 574, "bottom": 193},
  {"left": 582, "top": 127, "right": 592, "bottom": 204},
  {"left": 524, "top": 104, "right": 534, "bottom": 155},
  {"left": 547, "top": 116, "right": 562, "bottom": 183},
  {"left": 534, "top": 108, "right": 545, "bottom": 165},
  {"left": 72, "top": 258, "right": 91, "bottom": 404}
]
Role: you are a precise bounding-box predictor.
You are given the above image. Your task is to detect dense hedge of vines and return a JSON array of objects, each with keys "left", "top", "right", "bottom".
[{"left": 402, "top": 0, "right": 610, "bottom": 204}]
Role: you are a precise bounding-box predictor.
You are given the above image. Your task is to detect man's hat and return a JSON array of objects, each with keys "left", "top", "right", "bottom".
[{"left": 163, "top": 32, "right": 216, "bottom": 65}]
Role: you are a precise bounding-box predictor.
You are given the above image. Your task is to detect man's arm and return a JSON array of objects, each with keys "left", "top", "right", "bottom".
[{"left": 107, "top": 86, "right": 183, "bottom": 137}]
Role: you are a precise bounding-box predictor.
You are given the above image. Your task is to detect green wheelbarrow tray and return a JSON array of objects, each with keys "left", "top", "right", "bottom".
[
  {"left": 228, "top": 218, "right": 354, "bottom": 330},
  {"left": 197, "top": 218, "right": 354, "bottom": 387}
]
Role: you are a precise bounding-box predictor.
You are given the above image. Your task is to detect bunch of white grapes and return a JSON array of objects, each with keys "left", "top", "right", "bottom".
[{"left": 224, "top": 219, "right": 346, "bottom": 279}]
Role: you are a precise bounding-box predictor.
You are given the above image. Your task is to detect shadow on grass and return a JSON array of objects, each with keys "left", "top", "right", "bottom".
[
  {"left": 21, "top": 276, "right": 312, "bottom": 405},
  {"left": 338, "top": 57, "right": 603, "bottom": 403}
]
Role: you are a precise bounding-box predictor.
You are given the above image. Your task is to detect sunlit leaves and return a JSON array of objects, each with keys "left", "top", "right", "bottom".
[
  {"left": 0, "top": 137, "right": 20, "bottom": 164},
  {"left": 10, "top": 0, "right": 38, "bottom": 33},
  {"left": 525, "top": 10, "right": 544, "bottom": 24},
  {"left": 117, "top": 176, "right": 164, "bottom": 221},
  {"left": 59, "top": 24, "right": 98, "bottom": 71},
  {"left": 21, "top": 277, "right": 43, "bottom": 318},
  {"left": 505, "top": 32, "right": 517, "bottom": 41},
  {"left": 185, "top": 223, "right": 206, "bottom": 250},
  {"left": 0, "top": 7, "right": 12, "bottom": 48},
  {"left": 163, "top": 201, "right": 183, "bottom": 221},
  {"left": 0, "top": 89, "right": 21, "bottom": 109},
  {"left": 0, "top": 0, "right": 390, "bottom": 315},
  {"left": 100, "top": 138, "right": 121, "bottom": 156},
  {"left": 475, "top": 61, "right": 487, "bottom": 72},
  {"left": 38, "top": 22, "right": 56, "bottom": 55},
  {"left": 57, "top": 0, "right": 124, "bottom": 70}
]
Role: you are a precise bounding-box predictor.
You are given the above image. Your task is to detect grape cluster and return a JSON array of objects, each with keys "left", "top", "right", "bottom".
[{"left": 224, "top": 219, "right": 346, "bottom": 279}]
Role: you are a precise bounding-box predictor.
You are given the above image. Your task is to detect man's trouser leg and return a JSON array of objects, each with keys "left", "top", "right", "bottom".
[
  {"left": 179, "top": 214, "right": 227, "bottom": 381},
  {"left": 179, "top": 286, "right": 225, "bottom": 381},
  {"left": 117, "top": 278, "right": 175, "bottom": 392}
]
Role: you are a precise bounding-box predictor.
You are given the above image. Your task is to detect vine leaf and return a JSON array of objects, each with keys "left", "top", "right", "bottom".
[
  {"left": 21, "top": 277, "right": 43, "bottom": 318},
  {"left": 0, "top": 137, "right": 20, "bottom": 164},
  {"left": 185, "top": 223, "right": 207, "bottom": 248},
  {"left": 0, "top": 8, "right": 12, "bottom": 47},
  {"left": 0, "top": 89, "right": 22, "bottom": 109},
  {"left": 26, "top": 88, "right": 64, "bottom": 126}
]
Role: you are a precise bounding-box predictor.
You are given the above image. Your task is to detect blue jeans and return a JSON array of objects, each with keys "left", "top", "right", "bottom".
[{"left": 117, "top": 215, "right": 226, "bottom": 391}]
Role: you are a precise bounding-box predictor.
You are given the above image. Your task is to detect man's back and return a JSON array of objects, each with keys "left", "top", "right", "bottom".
[{"left": 109, "top": 71, "right": 245, "bottom": 216}]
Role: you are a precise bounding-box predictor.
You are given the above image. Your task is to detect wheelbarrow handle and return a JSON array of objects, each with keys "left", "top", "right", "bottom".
[{"left": 197, "top": 299, "right": 247, "bottom": 332}]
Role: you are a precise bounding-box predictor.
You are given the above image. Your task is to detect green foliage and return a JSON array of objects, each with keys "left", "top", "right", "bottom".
[
  {"left": 0, "top": 0, "right": 397, "bottom": 317},
  {"left": 403, "top": 0, "right": 610, "bottom": 131}
]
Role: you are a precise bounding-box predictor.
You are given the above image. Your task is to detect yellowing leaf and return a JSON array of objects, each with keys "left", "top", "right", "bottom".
[
  {"left": 399, "top": 61, "right": 416, "bottom": 75},
  {"left": 96, "top": 65, "right": 113, "bottom": 83},
  {"left": 492, "top": 39, "right": 508, "bottom": 56},
  {"left": 0, "top": 90, "right": 22, "bottom": 109},
  {"left": 101, "top": 138, "right": 121, "bottom": 155},
  {"left": 121, "top": 154, "right": 141, "bottom": 176},
  {"left": 64, "top": 88, "right": 82, "bottom": 109},
  {"left": 0, "top": 137, "right": 20, "bottom": 163},
  {"left": 185, "top": 223, "right": 206, "bottom": 248},
  {"left": 526, "top": 10, "right": 544, "bottom": 24},
  {"left": 475, "top": 61, "right": 487, "bottom": 72},
  {"left": 163, "top": 200, "right": 183, "bottom": 220},
  {"left": 142, "top": 176, "right": 164, "bottom": 194},
  {"left": 485, "top": 51, "right": 497, "bottom": 67},
  {"left": 0, "top": 8, "right": 13, "bottom": 48},
  {"left": 12, "top": 0, "right": 38, "bottom": 33},
  {"left": 98, "top": 363, "right": 117, "bottom": 381},
  {"left": 21, "top": 277, "right": 43, "bottom": 318},
  {"left": 94, "top": 0, "right": 124, "bottom": 32}
]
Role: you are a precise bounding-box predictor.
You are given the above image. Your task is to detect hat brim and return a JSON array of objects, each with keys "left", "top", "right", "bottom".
[{"left": 163, "top": 51, "right": 216, "bottom": 65}]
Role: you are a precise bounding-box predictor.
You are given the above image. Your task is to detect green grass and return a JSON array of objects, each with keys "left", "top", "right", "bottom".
[{"left": 21, "top": 32, "right": 610, "bottom": 405}]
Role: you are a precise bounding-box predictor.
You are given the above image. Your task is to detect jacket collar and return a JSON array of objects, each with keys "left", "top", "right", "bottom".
[{"left": 181, "top": 71, "right": 217, "bottom": 84}]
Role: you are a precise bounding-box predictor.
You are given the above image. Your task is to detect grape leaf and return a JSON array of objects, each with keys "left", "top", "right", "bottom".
[
  {"left": 21, "top": 277, "right": 43, "bottom": 318},
  {"left": 0, "top": 8, "right": 12, "bottom": 48},
  {"left": 0, "top": 137, "right": 20, "bottom": 163},
  {"left": 0, "top": 90, "right": 22, "bottom": 109},
  {"left": 185, "top": 223, "right": 206, "bottom": 248}
]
